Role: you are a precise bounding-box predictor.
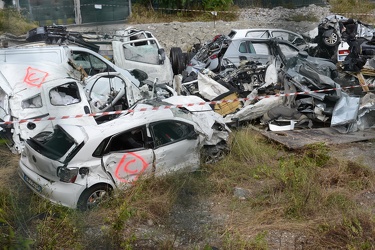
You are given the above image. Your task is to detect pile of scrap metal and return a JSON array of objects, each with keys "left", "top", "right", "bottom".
[
  {"left": 307, "top": 15, "right": 375, "bottom": 62},
  {"left": 176, "top": 47, "right": 375, "bottom": 133}
]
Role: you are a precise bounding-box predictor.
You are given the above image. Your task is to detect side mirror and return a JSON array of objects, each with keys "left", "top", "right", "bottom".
[
  {"left": 158, "top": 48, "right": 166, "bottom": 64},
  {"left": 131, "top": 69, "right": 148, "bottom": 81},
  {"left": 187, "top": 130, "right": 199, "bottom": 140}
]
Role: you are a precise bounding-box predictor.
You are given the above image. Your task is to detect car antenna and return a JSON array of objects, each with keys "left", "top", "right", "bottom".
[{"left": 151, "top": 77, "right": 158, "bottom": 99}]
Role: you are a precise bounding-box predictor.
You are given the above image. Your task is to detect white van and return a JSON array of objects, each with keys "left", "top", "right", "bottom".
[{"left": 0, "top": 44, "right": 142, "bottom": 87}]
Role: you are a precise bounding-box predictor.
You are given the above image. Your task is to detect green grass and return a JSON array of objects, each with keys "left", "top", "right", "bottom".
[
  {"left": 203, "top": 128, "right": 375, "bottom": 248},
  {"left": 0, "top": 126, "right": 375, "bottom": 249},
  {"left": 0, "top": 9, "right": 37, "bottom": 36}
]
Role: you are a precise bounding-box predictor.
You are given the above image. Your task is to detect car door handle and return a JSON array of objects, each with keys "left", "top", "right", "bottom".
[{"left": 84, "top": 106, "right": 90, "bottom": 114}]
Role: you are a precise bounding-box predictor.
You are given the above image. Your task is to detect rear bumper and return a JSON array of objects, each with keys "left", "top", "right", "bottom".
[{"left": 18, "top": 161, "right": 85, "bottom": 209}]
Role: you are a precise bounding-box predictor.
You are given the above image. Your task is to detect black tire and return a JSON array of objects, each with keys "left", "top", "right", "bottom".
[
  {"left": 77, "top": 184, "right": 113, "bottom": 211},
  {"left": 323, "top": 30, "right": 340, "bottom": 47},
  {"left": 170, "top": 47, "right": 184, "bottom": 75}
]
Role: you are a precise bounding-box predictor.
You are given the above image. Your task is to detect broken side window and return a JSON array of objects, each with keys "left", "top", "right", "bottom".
[
  {"left": 49, "top": 82, "right": 80, "bottom": 106},
  {"left": 151, "top": 120, "right": 195, "bottom": 147},
  {"left": 246, "top": 30, "right": 269, "bottom": 38},
  {"left": 106, "top": 126, "right": 146, "bottom": 152},
  {"left": 239, "top": 41, "right": 255, "bottom": 53},
  {"left": 279, "top": 44, "right": 299, "bottom": 58},
  {"left": 22, "top": 94, "right": 42, "bottom": 108},
  {"left": 252, "top": 43, "right": 270, "bottom": 55},
  {"left": 271, "top": 31, "right": 290, "bottom": 41}
]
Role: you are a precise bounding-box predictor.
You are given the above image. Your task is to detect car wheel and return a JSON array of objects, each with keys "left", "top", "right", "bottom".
[
  {"left": 202, "top": 144, "right": 229, "bottom": 164},
  {"left": 323, "top": 30, "right": 340, "bottom": 47},
  {"left": 170, "top": 47, "right": 184, "bottom": 75},
  {"left": 77, "top": 184, "right": 113, "bottom": 211}
]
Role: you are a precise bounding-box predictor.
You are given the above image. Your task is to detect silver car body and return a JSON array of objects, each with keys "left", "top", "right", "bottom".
[
  {"left": 227, "top": 28, "right": 310, "bottom": 51},
  {"left": 186, "top": 37, "right": 303, "bottom": 74}
]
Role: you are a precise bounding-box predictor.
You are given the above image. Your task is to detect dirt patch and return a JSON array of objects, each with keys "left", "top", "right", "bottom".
[{"left": 328, "top": 140, "right": 375, "bottom": 170}]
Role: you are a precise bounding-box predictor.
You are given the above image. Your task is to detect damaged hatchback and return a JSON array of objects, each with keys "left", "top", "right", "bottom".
[{"left": 19, "top": 96, "right": 230, "bottom": 210}]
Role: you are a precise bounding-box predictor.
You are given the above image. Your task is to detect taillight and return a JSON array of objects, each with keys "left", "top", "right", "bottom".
[
  {"left": 210, "top": 54, "right": 218, "bottom": 59},
  {"left": 57, "top": 167, "right": 79, "bottom": 183},
  {"left": 339, "top": 50, "right": 350, "bottom": 55}
]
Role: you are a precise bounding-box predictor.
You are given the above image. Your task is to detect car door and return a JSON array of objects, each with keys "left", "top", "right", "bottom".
[
  {"left": 101, "top": 126, "right": 155, "bottom": 186},
  {"left": 42, "top": 80, "right": 93, "bottom": 124},
  {"left": 14, "top": 79, "right": 94, "bottom": 141},
  {"left": 111, "top": 38, "right": 174, "bottom": 85},
  {"left": 224, "top": 40, "right": 273, "bottom": 67},
  {"left": 149, "top": 120, "right": 200, "bottom": 176}
]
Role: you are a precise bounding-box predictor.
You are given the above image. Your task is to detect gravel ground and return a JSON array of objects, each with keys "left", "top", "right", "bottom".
[{"left": 67, "top": 4, "right": 333, "bottom": 53}]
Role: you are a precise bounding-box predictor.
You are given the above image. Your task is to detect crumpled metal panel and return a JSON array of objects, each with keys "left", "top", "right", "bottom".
[{"left": 331, "top": 92, "right": 360, "bottom": 127}]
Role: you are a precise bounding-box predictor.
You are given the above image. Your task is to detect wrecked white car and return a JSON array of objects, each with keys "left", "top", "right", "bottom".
[
  {"left": 183, "top": 37, "right": 313, "bottom": 76},
  {"left": 0, "top": 62, "right": 146, "bottom": 153},
  {"left": 0, "top": 53, "right": 175, "bottom": 153},
  {"left": 26, "top": 26, "right": 174, "bottom": 86},
  {"left": 18, "top": 96, "right": 230, "bottom": 210},
  {"left": 227, "top": 28, "right": 311, "bottom": 51}
]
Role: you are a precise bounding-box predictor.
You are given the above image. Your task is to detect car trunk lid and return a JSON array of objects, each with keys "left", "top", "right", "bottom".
[{"left": 22, "top": 124, "right": 86, "bottom": 181}]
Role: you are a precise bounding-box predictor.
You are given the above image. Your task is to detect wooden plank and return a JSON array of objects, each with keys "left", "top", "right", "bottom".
[
  {"left": 261, "top": 127, "right": 375, "bottom": 149},
  {"left": 356, "top": 72, "right": 370, "bottom": 92}
]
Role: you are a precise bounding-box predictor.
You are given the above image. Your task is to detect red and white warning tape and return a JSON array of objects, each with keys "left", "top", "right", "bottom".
[{"left": 0, "top": 84, "right": 371, "bottom": 125}]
